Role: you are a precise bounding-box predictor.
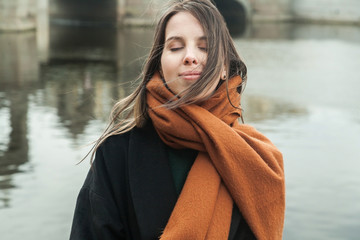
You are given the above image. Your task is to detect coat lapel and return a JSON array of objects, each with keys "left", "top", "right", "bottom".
[{"left": 128, "top": 122, "right": 177, "bottom": 239}]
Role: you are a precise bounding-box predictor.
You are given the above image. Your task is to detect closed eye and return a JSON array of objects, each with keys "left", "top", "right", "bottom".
[{"left": 170, "top": 47, "right": 183, "bottom": 52}]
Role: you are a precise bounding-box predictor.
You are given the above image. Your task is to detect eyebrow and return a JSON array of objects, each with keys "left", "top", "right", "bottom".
[{"left": 165, "top": 36, "right": 207, "bottom": 43}]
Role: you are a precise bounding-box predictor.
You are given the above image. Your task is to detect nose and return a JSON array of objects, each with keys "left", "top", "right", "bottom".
[{"left": 183, "top": 49, "right": 198, "bottom": 65}]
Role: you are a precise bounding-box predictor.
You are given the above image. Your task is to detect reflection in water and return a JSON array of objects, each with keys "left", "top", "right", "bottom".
[
  {"left": 0, "top": 20, "right": 360, "bottom": 239},
  {"left": 243, "top": 22, "right": 360, "bottom": 43},
  {"left": 0, "top": 25, "right": 154, "bottom": 209},
  {"left": 40, "top": 63, "right": 117, "bottom": 138},
  {"left": 0, "top": 91, "right": 29, "bottom": 182},
  {"left": 242, "top": 95, "right": 308, "bottom": 123},
  {"left": 0, "top": 31, "right": 38, "bottom": 208}
]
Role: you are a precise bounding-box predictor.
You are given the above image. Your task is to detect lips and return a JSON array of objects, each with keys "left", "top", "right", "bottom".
[{"left": 179, "top": 71, "right": 202, "bottom": 81}]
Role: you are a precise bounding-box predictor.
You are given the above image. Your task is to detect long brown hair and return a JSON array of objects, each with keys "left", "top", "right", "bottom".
[{"left": 86, "top": 0, "right": 247, "bottom": 162}]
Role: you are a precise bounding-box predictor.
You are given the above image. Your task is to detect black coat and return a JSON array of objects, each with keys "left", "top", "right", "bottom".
[{"left": 70, "top": 122, "right": 256, "bottom": 240}]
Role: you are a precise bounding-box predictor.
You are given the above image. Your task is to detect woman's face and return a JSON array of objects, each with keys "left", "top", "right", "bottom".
[{"left": 160, "top": 11, "right": 208, "bottom": 96}]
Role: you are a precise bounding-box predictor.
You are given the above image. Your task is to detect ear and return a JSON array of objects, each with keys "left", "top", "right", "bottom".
[{"left": 220, "top": 68, "right": 227, "bottom": 80}]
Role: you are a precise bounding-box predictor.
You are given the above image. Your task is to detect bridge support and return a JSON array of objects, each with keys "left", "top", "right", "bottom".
[
  {"left": 249, "top": 0, "right": 292, "bottom": 22},
  {"left": 117, "top": 0, "right": 165, "bottom": 26},
  {"left": 0, "top": 0, "right": 37, "bottom": 31}
]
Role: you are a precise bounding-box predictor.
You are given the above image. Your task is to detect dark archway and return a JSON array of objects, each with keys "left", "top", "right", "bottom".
[
  {"left": 214, "top": 0, "right": 247, "bottom": 36},
  {"left": 50, "top": 0, "right": 117, "bottom": 25}
]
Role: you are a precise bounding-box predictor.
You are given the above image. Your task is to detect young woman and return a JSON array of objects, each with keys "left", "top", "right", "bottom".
[{"left": 70, "top": 0, "right": 285, "bottom": 239}]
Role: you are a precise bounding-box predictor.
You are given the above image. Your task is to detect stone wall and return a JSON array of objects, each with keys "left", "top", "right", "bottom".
[
  {"left": 120, "top": 0, "right": 360, "bottom": 25},
  {"left": 291, "top": 0, "right": 360, "bottom": 23},
  {"left": 2, "top": 0, "right": 360, "bottom": 31},
  {"left": 249, "top": 0, "right": 360, "bottom": 24},
  {"left": 0, "top": 0, "right": 37, "bottom": 31},
  {"left": 249, "top": 0, "right": 292, "bottom": 21}
]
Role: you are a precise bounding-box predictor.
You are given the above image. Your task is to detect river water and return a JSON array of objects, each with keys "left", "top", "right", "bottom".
[{"left": 0, "top": 22, "right": 359, "bottom": 239}]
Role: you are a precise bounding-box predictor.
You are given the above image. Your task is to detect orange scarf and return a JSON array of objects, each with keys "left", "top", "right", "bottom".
[{"left": 146, "top": 73, "right": 285, "bottom": 240}]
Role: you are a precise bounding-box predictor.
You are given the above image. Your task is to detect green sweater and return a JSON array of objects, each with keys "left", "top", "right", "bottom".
[{"left": 166, "top": 147, "right": 197, "bottom": 196}]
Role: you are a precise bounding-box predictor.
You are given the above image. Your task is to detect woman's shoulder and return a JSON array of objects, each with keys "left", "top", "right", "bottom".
[
  {"left": 98, "top": 121, "right": 158, "bottom": 156},
  {"left": 91, "top": 121, "right": 161, "bottom": 178},
  {"left": 100, "top": 129, "right": 132, "bottom": 151}
]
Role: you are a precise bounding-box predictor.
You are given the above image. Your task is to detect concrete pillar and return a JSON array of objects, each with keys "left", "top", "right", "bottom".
[
  {"left": 0, "top": 0, "right": 37, "bottom": 31},
  {"left": 37, "top": 0, "right": 49, "bottom": 63},
  {"left": 117, "top": 0, "right": 126, "bottom": 23},
  {"left": 0, "top": 31, "right": 38, "bottom": 86},
  {"left": 118, "top": 0, "right": 167, "bottom": 26}
]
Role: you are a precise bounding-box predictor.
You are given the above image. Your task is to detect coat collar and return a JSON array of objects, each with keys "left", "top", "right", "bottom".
[{"left": 128, "top": 122, "right": 177, "bottom": 239}]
